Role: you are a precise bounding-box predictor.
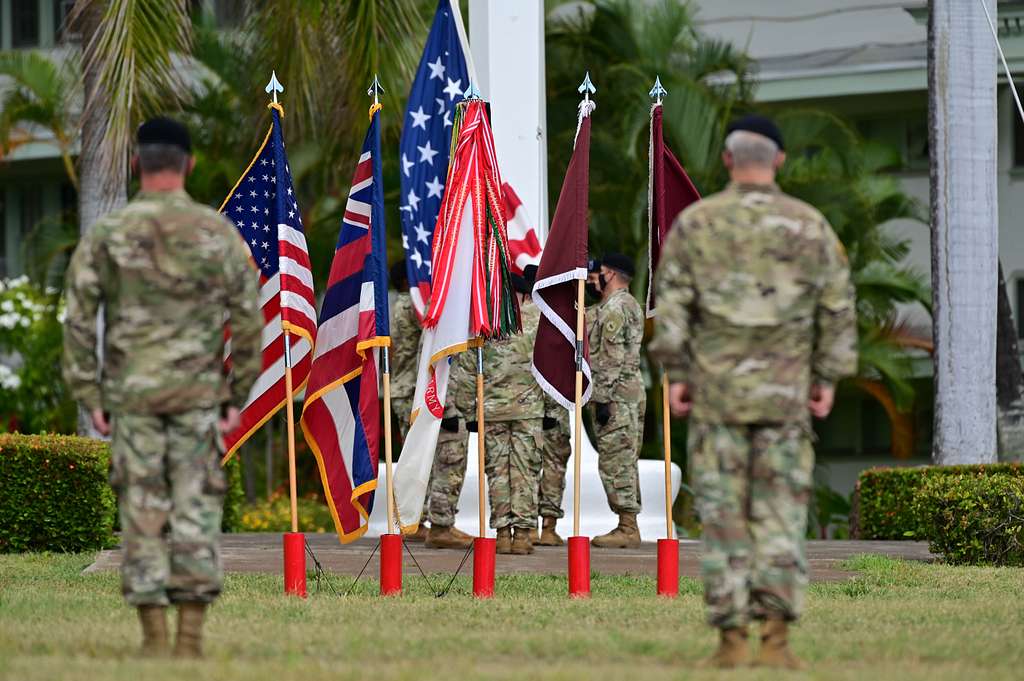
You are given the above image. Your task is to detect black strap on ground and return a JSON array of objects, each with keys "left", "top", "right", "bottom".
[
  {"left": 402, "top": 540, "right": 440, "bottom": 595},
  {"left": 343, "top": 538, "right": 381, "bottom": 596},
  {"left": 434, "top": 542, "right": 474, "bottom": 598},
  {"left": 304, "top": 538, "right": 340, "bottom": 596}
]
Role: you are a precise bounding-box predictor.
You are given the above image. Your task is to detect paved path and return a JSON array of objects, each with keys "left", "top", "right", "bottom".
[{"left": 85, "top": 534, "right": 934, "bottom": 582}]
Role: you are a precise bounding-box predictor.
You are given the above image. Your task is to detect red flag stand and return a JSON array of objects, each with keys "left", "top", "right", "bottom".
[
  {"left": 568, "top": 279, "right": 591, "bottom": 598},
  {"left": 380, "top": 347, "right": 403, "bottom": 596},
  {"left": 472, "top": 345, "right": 496, "bottom": 599},
  {"left": 282, "top": 330, "right": 307, "bottom": 597},
  {"left": 283, "top": 531, "right": 306, "bottom": 597},
  {"left": 657, "top": 374, "right": 679, "bottom": 597}
]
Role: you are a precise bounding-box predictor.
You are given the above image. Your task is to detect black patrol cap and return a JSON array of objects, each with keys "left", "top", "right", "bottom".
[
  {"left": 137, "top": 117, "right": 192, "bottom": 154},
  {"left": 587, "top": 256, "right": 602, "bottom": 273},
  {"left": 511, "top": 264, "right": 539, "bottom": 295},
  {"left": 725, "top": 114, "right": 784, "bottom": 151},
  {"left": 601, "top": 252, "right": 635, "bottom": 279}
]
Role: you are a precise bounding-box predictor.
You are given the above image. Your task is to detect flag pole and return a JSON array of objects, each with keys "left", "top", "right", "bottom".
[
  {"left": 649, "top": 75, "right": 678, "bottom": 597},
  {"left": 476, "top": 343, "right": 486, "bottom": 537},
  {"left": 572, "top": 279, "right": 585, "bottom": 536},
  {"left": 283, "top": 330, "right": 299, "bottom": 533},
  {"left": 382, "top": 347, "right": 396, "bottom": 533}
]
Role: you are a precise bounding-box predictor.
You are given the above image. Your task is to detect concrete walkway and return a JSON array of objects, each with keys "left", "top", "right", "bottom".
[{"left": 85, "top": 533, "right": 934, "bottom": 582}]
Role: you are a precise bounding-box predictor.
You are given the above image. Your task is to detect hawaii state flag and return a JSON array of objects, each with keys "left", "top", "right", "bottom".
[
  {"left": 646, "top": 102, "right": 700, "bottom": 317},
  {"left": 392, "top": 100, "right": 519, "bottom": 532},
  {"left": 300, "top": 105, "right": 390, "bottom": 542},
  {"left": 532, "top": 103, "right": 594, "bottom": 410}
]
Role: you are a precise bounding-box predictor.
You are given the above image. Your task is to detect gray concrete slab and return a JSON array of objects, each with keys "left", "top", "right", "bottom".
[{"left": 84, "top": 534, "right": 934, "bottom": 583}]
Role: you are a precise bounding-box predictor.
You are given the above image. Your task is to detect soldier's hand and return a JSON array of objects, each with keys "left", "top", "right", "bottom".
[
  {"left": 668, "top": 383, "right": 692, "bottom": 418},
  {"left": 808, "top": 383, "right": 836, "bottom": 419},
  {"left": 219, "top": 406, "right": 241, "bottom": 434},
  {"left": 90, "top": 408, "right": 111, "bottom": 436}
]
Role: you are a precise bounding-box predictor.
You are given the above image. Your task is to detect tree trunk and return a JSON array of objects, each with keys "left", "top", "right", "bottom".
[
  {"left": 74, "top": 0, "right": 127, "bottom": 436},
  {"left": 927, "top": 0, "right": 998, "bottom": 464},
  {"left": 996, "top": 263, "right": 1024, "bottom": 461}
]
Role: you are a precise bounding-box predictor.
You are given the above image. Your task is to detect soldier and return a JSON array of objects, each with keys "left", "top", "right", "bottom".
[
  {"left": 389, "top": 261, "right": 421, "bottom": 442},
  {"left": 62, "top": 118, "right": 262, "bottom": 658},
  {"left": 455, "top": 268, "right": 544, "bottom": 555},
  {"left": 423, "top": 359, "right": 475, "bottom": 550},
  {"left": 649, "top": 115, "right": 857, "bottom": 670},
  {"left": 536, "top": 392, "right": 570, "bottom": 546},
  {"left": 588, "top": 252, "right": 647, "bottom": 549}
]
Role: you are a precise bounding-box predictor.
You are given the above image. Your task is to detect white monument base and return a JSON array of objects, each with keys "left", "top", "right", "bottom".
[{"left": 366, "top": 422, "right": 682, "bottom": 540}]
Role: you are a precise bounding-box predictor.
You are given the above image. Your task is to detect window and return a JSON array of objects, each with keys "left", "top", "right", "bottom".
[{"left": 11, "top": 1, "right": 40, "bottom": 48}]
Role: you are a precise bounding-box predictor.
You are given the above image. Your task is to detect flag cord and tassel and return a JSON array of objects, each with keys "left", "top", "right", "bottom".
[{"left": 282, "top": 329, "right": 307, "bottom": 597}]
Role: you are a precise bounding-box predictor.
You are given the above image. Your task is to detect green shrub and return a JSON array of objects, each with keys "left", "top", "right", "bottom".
[
  {"left": 913, "top": 474, "right": 1024, "bottom": 566},
  {"left": 853, "top": 463, "right": 1024, "bottom": 539},
  {"left": 222, "top": 456, "right": 244, "bottom": 533},
  {"left": 0, "top": 433, "right": 115, "bottom": 552}
]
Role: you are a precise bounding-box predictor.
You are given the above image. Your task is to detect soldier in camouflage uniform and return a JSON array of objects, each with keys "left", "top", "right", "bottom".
[
  {"left": 536, "top": 392, "right": 570, "bottom": 545},
  {"left": 454, "top": 272, "right": 543, "bottom": 555},
  {"left": 389, "top": 261, "right": 421, "bottom": 442},
  {"left": 587, "top": 252, "right": 647, "bottom": 549},
  {"left": 63, "top": 118, "right": 263, "bottom": 659},
  {"left": 649, "top": 115, "right": 857, "bottom": 670}
]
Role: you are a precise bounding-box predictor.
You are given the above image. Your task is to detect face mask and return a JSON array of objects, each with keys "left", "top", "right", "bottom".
[
  {"left": 598, "top": 274, "right": 608, "bottom": 289},
  {"left": 585, "top": 282, "right": 601, "bottom": 303}
]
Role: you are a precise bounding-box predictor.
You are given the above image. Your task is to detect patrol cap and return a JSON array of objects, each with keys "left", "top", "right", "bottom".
[
  {"left": 601, "top": 252, "right": 635, "bottom": 279},
  {"left": 137, "top": 117, "right": 192, "bottom": 154},
  {"left": 511, "top": 264, "right": 538, "bottom": 295},
  {"left": 587, "top": 256, "right": 602, "bottom": 273},
  {"left": 725, "top": 114, "right": 784, "bottom": 151}
]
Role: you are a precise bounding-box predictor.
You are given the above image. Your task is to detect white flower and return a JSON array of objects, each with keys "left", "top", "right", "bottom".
[
  {"left": 0, "top": 313, "right": 18, "bottom": 330},
  {"left": 0, "top": 364, "right": 20, "bottom": 390},
  {"left": 0, "top": 300, "right": 12, "bottom": 313}
]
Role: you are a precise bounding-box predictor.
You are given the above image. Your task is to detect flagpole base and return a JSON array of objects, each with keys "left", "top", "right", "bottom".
[
  {"left": 380, "top": 534, "right": 403, "bottom": 596},
  {"left": 473, "top": 537, "right": 496, "bottom": 599},
  {"left": 283, "top": 532, "right": 307, "bottom": 598},
  {"left": 657, "top": 538, "right": 680, "bottom": 598},
  {"left": 568, "top": 536, "right": 590, "bottom": 598}
]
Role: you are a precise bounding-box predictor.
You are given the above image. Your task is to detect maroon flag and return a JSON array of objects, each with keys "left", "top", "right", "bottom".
[
  {"left": 532, "top": 111, "right": 594, "bottom": 409},
  {"left": 646, "top": 103, "right": 701, "bottom": 317}
]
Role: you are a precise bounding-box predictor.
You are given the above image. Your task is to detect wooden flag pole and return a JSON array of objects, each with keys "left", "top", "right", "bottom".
[
  {"left": 283, "top": 330, "right": 299, "bottom": 533},
  {"left": 381, "top": 347, "right": 396, "bottom": 533},
  {"left": 572, "top": 279, "right": 586, "bottom": 536},
  {"left": 476, "top": 344, "right": 487, "bottom": 537},
  {"left": 661, "top": 374, "right": 673, "bottom": 539}
]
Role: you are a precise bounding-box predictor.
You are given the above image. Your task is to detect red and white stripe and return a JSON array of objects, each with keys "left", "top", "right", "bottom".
[{"left": 501, "top": 182, "right": 543, "bottom": 275}]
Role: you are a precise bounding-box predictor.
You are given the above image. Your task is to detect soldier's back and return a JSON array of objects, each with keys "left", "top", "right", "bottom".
[
  {"left": 674, "top": 182, "right": 850, "bottom": 423},
  {"left": 74, "top": 190, "right": 253, "bottom": 414}
]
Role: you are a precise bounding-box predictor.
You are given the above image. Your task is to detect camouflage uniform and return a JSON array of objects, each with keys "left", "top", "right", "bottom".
[
  {"left": 454, "top": 301, "right": 544, "bottom": 530},
  {"left": 538, "top": 394, "right": 571, "bottom": 519},
  {"left": 589, "top": 287, "right": 646, "bottom": 515},
  {"left": 63, "top": 190, "right": 262, "bottom": 606},
  {"left": 389, "top": 292, "right": 421, "bottom": 441},
  {"left": 649, "top": 182, "right": 857, "bottom": 628}
]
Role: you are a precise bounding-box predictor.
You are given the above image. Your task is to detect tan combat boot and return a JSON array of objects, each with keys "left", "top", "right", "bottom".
[
  {"left": 591, "top": 512, "right": 641, "bottom": 548},
  {"left": 425, "top": 525, "right": 474, "bottom": 549},
  {"left": 449, "top": 526, "right": 474, "bottom": 543},
  {"left": 173, "top": 603, "right": 207, "bottom": 659},
  {"left": 496, "top": 527, "right": 513, "bottom": 554},
  {"left": 537, "top": 517, "right": 565, "bottom": 546},
  {"left": 755, "top": 619, "right": 806, "bottom": 670},
  {"left": 697, "top": 627, "right": 750, "bottom": 669},
  {"left": 406, "top": 523, "right": 429, "bottom": 543},
  {"left": 511, "top": 527, "right": 534, "bottom": 555},
  {"left": 137, "top": 605, "right": 169, "bottom": 657}
]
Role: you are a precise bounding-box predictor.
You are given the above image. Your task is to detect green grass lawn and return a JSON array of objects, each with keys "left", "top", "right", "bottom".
[{"left": 1, "top": 552, "right": 1023, "bottom": 680}]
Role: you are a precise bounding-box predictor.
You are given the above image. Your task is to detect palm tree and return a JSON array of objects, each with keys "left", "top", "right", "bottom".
[{"left": 0, "top": 51, "right": 81, "bottom": 190}]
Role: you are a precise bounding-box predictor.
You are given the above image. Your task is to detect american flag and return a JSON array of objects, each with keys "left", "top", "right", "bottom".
[
  {"left": 221, "top": 105, "right": 317, "bottom": 459},
  {"left": 300, "top": 106, "right": 390, "bottom": 542},
  {"left": 399, "top": 0, "right": 470, "bottom": 317}
]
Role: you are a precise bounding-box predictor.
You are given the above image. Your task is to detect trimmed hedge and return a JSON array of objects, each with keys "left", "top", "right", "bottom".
[
  {"left": 853, "top": 463, "right": 1024, "bottom": 540},
  {"left": 1, "top": 433, "right": 245, "bottom": 553},
  {"left": 913, "top": 473, "right": 1024, "bottom": 566},
  {"left": 0, "top": 433, "right": 116, "bottom": 552}
]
